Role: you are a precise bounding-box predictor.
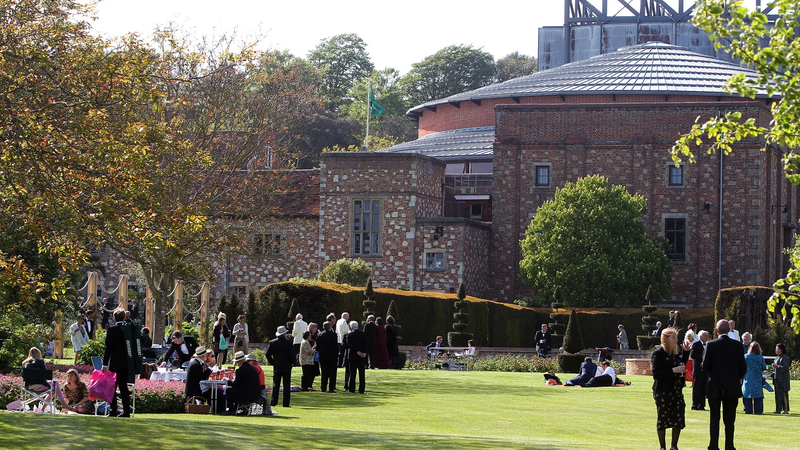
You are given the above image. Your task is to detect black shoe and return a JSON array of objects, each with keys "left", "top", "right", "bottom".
[
  {"left": 117, "top": 412, "right": 131, "bottom": 418},
  {"left": 329, "top": 390, "right": 337, "bottom": 393},
  {"left": 283, "top": 405, "right": 290, "bottom": 408}
]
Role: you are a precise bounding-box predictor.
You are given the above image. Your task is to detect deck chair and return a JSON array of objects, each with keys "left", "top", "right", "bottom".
[
  {"left": 91, "top": 356, "right": 136, "bottom": 417},
  {"left": 20, "top": 368, "right": 58, "bottom": 414}
]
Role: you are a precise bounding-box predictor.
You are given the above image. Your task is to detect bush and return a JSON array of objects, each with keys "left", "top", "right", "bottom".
[
  {"left": 555, "top": 354, "right": 585, "bottom": 373},
  {"left": 250, "top": 348, "right": 268, "bottom": 365},
  {"left": 77, "top": 336, "right": 106, "bottom": 366},
  {"left": 318, "top": 258, "right": 372, "bottom": 286},
  {"left": 0, "top": 320, "right": 45, "bottom": 374},
  {"left": 134, "top": 379, "right": 186, "bottom": 413},
  {"left": 562, "top": 309, "right": 584, "bottom": 354},
  {"left": 405, "top": 354, "right": 558, "bottom": 373},
  {"left": 165, "top": 322, "right": 201, "bottom": 343}
]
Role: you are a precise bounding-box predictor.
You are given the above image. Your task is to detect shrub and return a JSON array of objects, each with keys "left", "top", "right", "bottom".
[
  {"left": 165, "top": 322, "right": 201, "bottom": 343},
  {"left": 555, "top": 354, "right": 585, "bottom": 373},
  {"left": 0, "top": 320, "right": 45, "bottom": 374},
  {"left": 791, "top": 359, "right": 800, "bottom": 381},
  {"left": 250, "top": 348, "right": 268, "bottom": 365},
  {"left": 562, "top": 309, "right": 584, "bottom": 354},
  {"left": 405, "top": 354, "right": 558, "bottom": 373},
  {"left": 318, "top": 258, "right": 372, "bottom": 286},
  {"left": 448, "top": 283, "right": 473, "bottom": 347},
  {"left": 77, "top": 334, "right": 106, "bottom": 366},
  {"left": 133, "top": 379, "right": 186, "bottom": 413}
]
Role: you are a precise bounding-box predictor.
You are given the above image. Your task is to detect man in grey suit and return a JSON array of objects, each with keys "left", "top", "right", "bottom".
[{"left": 703, "top": 320, "right": 747, "bottom": 450}]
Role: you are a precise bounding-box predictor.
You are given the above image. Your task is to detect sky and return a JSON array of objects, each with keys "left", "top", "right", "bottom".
[{"left": 86, "top": 0, "right": 568, "bottom": 74}]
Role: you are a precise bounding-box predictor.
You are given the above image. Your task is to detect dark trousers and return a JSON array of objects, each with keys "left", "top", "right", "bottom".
[
  {"left": 292, "top": 343, "right": 301, "bottom": 366},
  {"left": 347, "top": 357, "right": 367, "bottom": 393},
  {"left": 320, "top": 359, "right": 337, "bottom": 392},
  {"left": 708, "top": 397, "right": 738, "bottom": 450},
  {"left": 692, "top": 371, "right": 707, "bottom": 409},
  {"left": 367, "top": 344, "right": 375, "bottom": 369},
  {"left": 742, "top": 397, "right": 763, "bottom": 414},
  {"left": 271, "top": 371, "right": 292, "bottom": 407},
  {"left": 338, "top": 343, "right": 346, "bottom": 367},
  {"left": 301, "top": 365, "right": 316, "bottom": 391},
  {"left": 110, "top": 371, "right": 131, "bottom": 416}
]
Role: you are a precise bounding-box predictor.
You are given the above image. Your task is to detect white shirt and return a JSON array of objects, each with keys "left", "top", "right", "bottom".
[
  {"left": 728, "top": 329, "right": 740, "bottom": 342},
  {"left": 292, "top": 319, "right": 308, "bottom": 344},
  {"left": 602, "top": 366, "right": 616, "bottom": 379},
  {"left": 336, "top": 318, "right": 350, "bottom": 344}
]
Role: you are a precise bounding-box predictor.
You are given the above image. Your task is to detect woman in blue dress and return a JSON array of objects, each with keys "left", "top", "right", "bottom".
[{"left": 742, "top": 341, "right": 767, "bottom": 414}]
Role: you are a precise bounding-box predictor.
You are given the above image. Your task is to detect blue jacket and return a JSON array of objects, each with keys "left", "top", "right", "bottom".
[{"left": 742, "top": 353, "right": 766, "bottom": 399}]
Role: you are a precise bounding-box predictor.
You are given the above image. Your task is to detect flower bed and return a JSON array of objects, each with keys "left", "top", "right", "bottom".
[{"left": 406, "top": 354, "right": 558, "bottom": 372}]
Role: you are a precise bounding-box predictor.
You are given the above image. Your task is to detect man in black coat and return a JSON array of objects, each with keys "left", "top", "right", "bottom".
[
  {"left": 163, "top": 331, "right": 199, "bottom": 366},
  {"left": 266, "top": 325, "right": 294, "bottom": 407},
  {"left": 690, "top": 330, "right": 710, "bottom": 410},
  {"left": 534, "top": 324, "right": 552, "bottom": 357},
  {"left": 226, "top": 351, "right": 261, "bottom": 413},
  {"left": 363, "top": 315, "right": 378, "bottom": 369},
  {"left": 185, "top": 346, "right": 213, "bottom": 401},
  {"left": 85, "top": 309, "right": 96, "bottom": 340},
  {"left": 703, "top": 320, "right": 747, "bottom": 450},
  {"left": 102, "top": 308, "right": 132, "bottom": 417},
  {"left": 128, "top": 300, "right": 140, "bottom": 321},
  {"left": 315, "top": 322, "right": 339, "bottom": 392},
  {"left": 343, "top": 321, "right": 368, "bottom": 394}
]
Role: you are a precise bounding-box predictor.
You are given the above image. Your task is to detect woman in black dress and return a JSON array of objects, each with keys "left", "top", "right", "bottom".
[
  {"left": 385, "top": 315, "right": 399, "bottom": 368},
  {"left": 651, "top": 327, "right": 691, "bottom": 450}
]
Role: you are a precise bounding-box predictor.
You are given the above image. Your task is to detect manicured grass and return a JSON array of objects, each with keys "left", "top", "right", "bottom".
[{"left": 0, "top": 369, "right": 796, "bottom": 449}]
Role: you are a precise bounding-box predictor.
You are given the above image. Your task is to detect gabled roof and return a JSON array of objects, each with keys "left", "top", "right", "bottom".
[
  {"left": 377, "top": 126, "right": 494, "bottom": 160},
  {"left": 408, "top": 42, "right": 770, "bottom": 118}
]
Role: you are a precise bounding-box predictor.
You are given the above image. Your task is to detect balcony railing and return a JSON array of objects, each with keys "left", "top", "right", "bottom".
[{"left": 445, "top": 174, "right": 493, "bottom": 195}]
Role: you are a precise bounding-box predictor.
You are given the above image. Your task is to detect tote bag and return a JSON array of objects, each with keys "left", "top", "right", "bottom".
[{"left": 89, "top": 369, "right": 117, "bottom": 403}]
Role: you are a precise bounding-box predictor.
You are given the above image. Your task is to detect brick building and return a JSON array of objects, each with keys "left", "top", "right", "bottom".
[{"left": 94, "top": 43, "right": 795, "bottom": 308}]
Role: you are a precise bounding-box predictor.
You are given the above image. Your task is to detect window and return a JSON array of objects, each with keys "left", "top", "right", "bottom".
[
  {"left": 535, "top": 165, "right": 550, "bottom": 186},
  {"left": 665, "top": 218, "right": 686, "bottom": 260},
  {"left": 469, "top": 161, "right": 493, "bottom": 173},
  {"left": 254, "top": 232, "right": 282, "bottom": 256},
  {"left": 353, "top": 199, "right": 381, "bottom": 256},
  {"left": 470, "top": 203, "right": 483, "bottom": 219},
  {"left": 229, "top": 284, "right": 248, "bottom": 299},
  {"left": 668, "top": 165, "right": 683, "bottom": 186},
  {"left": 425, "top": 252, "right": 444, "bottom": 270}
]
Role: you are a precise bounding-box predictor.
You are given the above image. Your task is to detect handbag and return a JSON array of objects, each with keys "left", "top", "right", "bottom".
[
  {"left": 218, "top": 336, "right": 228, "bottom": 350},
  {"left": 89, "top": 369, "right": 117, "bottom": 403},
  {"left": 185, "top": 396, "right": 211, "bottom": 414},
  {"left": 313, "top": 351, "right": 320, "bottom": 362}
]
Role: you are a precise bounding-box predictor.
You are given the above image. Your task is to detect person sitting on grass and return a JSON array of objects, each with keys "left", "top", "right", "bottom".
[
  {"left": 60, "top": 368, "right": 93, "bottom": 414},
  {"left": 584, "top": 361, "right": 616, "bottom": 387},
  {"left": 565, "top": 357, "right": 597, "bottom": 386}
]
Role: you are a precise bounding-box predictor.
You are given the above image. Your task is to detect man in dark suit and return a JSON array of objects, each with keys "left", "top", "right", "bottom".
[
  {"left": 344, "top": 321, "right": 368, "bottom": 393},
  {"left": 534, "top": 324, "right": 552, "bottom": 357},
  {"left": 316, "top": 322, "right": 339, "bottom": 392},
  {"left": 690, "top": 330, "right": 710, "bottom": 410},
  {"left": 426, "top": 335, "right": 445, "bottom": 359},
  {"left": 266, "top": 325, "right": 294, "bottom": 407},
  {"left": 565, "top": 357, "right": 597, "bottom": 386},
  {"left": 185, "top": 346, "right": 213, "bottom": 401},
  {"left": 85, "top": 309, "right": 96, "bottom": 340},
  {"left": 102, "top": 308, "right": 132, "bottom": 417},
  {"left": 163, "top": 331, "right": 199, "bottom": 366},
  {"left": 703, "top": 320, "right": 747, "bottom": 450},
  {"left": 667, "top": 310, "right": 676, "bottom": 328},
  {"left": 128, "top": 300, "right": 140, "bottom": 321},
  {"left": 226, "top": 351, "right": 261, "bottom": 413},
  {"left": 363, "top": 315, "right": 378, "bottom": 369}
]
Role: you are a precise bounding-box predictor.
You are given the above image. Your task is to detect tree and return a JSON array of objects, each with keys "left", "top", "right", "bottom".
[
  {"left": 401, "top": 45, "right": 496, "bottom": 106},
  {"left": 363, "top": 276, "right": 376, "bottom": 322},
  {"left": 520, "top": 175, "right": 673, "bottom": 307},
  {"left": 283, "top": 105, "right": 362, "bottom": 168},
  {"left": 307, "top": 33, "right": 374, "bottom": 113},
  {"left": 562, "top": 309, "right": 585, "bottom": 354},
  {"left": 671, "top": 0, "right": 800, "bottom": 333},
  {"left": 318, "top": 258, "right": 372, "bottom": 286},
  {"left": 495, "top": 52, "right": 537, "bottom": 82}
]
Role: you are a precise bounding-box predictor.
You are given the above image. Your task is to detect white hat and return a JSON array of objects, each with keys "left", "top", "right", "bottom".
[
  {"left": 233, "top": 351, "right": 246, "bottom": 362},
  {"left": 275, "top": 325, "right": 288, "bottom": 336}
]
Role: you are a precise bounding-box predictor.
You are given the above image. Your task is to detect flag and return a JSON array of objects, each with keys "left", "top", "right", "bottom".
[{"left": 369, "top": 86, "right": 386, "bottom": 117}]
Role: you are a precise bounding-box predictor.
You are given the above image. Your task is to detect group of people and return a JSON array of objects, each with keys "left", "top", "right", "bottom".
[
  {"left": 210, "top": 313, "right": 249, "bottom": 366},
  {"left": 22, "top": 348, "right": 93, "bottom": 414},
  {"left": 651, "top": 319, "right": 792, "bottom": 450}
]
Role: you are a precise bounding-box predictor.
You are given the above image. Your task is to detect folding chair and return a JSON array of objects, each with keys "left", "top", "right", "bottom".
[
  {"left": 20, "top": 368, "right": 58, "bottom": 414},
  {"left": 91, "top": 356, "right": 136, "bottom": 417}
]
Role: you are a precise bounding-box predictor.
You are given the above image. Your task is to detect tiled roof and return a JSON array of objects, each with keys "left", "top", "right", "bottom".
[
  {"left": 377, "top": 126, "right": 494, "bottom": 160},
  {"left": 409, "top": 42, "right": 770, "bottom": 115}
]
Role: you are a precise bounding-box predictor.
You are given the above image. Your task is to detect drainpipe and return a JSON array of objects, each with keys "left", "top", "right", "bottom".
[{"left": 718, "top": 146, "right": 724, "bottom": 292}]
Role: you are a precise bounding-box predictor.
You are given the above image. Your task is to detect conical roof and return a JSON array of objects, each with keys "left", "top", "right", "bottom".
[{"left": 408, "top": 42, "right": 769, "bottom": 117}]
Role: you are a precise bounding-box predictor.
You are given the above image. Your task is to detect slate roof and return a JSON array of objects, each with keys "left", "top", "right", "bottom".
[
  {"left": 377, "top": 126, "right": 494, "bottom": 160},
  {"left": 408, "top": 42, "right": 770, "bottom": 118}
]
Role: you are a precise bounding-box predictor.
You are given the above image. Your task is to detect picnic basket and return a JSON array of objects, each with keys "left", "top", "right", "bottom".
[{"left": 185, "top": 396, "right": 211, "bottom": 414}]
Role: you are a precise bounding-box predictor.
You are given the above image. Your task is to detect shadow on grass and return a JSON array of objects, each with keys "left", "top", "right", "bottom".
[{"left": 0, "top": 412, "right": 576, "bottom": 449}]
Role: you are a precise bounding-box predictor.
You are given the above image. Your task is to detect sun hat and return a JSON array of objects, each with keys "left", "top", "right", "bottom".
[
  {"left": 233, "top": 351, "right": 246, "bottom": 362},
  {"left": 194, "top": 346, "right": 213, "bottom": 358},
  {"left": 245, "top": 354, "right": 257, "bottom": 362},
  {"left": 275, "top": 325, "right": 288, "bottom": 336}
]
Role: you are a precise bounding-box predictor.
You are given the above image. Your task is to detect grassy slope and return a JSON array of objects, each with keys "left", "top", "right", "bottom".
[{"left": 0, "top": 370, "right": 796, "bottom": 450}]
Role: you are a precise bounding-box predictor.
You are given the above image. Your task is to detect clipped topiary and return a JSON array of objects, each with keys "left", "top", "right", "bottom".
[
  {"left": 549, "top": 286, "right": 567, "bottom": 347},
  {"left": 387, "top": 299, "right": 402, "bottom": 344},
  {"left": 637, "top": 284, "right": 661, "bottom": 350},
  {"left": 448, "top": 282, "right": 473, "bottom": 347},
  {"left": 562, "top": 308, "right": 584, "bottom": 354},
  {"left": 363, "top": 276, "right": 376, "bottom": 323}
]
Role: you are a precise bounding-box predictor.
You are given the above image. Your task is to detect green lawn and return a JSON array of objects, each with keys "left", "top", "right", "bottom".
[{"left": 0, "top": 369, "right": 796, "bottom": 449}]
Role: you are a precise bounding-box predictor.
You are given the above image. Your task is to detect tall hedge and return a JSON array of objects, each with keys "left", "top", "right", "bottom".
[
  {"left": 714, "top": 286, "right": 773, "bottom": 335},
  {"left": 254, "top": 282, "right": 715, "bottom": 348}
]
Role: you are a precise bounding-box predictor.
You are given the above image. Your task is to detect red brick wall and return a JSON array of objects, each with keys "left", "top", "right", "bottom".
[{"left": 490, "top": 102, "right": 793, "bottom": 306}]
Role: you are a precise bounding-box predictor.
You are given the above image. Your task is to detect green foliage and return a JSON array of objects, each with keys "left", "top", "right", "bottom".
[
  {"left": 405, "top": 354, "right": 557, "bottom": 373},
  {"left": 448, "top": 282, "right": 473, "bottom": 347},
  {"left": 0, "top": 317, "right": 45, "bottom": 374},
  {"left": 249, "top": 348, "right": 268, "bottom": 365},
  {"left": 77, "top": 330, "right": 106, "bottom": 366},
  {"left": 363, "top": 277, "right": 376, "bottom": 321},
  {"left": 165, "top": 322, "right": 200, "bottom": 343},
  {"left": 679, "top": 0, "right": 800, "bottom": 334},
  {"left": 402, "top": 45, "right": 496, "bottom": 106},
  {"left": 562, "top": 309, "right": 585, "bottom": 354},
  {"left": 495, "top": 52, "right": 537, "bottom": 82},
  {"left": 216, "top": 294, "right": 229, "bottom": 319},
  {"left": 287, "top": 297, "right": 299, "bottom": 330},
  {"left": 307, "top": 33, "right": 374, "bottom": 112},
  {"left": 555, "top": 354, "right": 586, "bottom": 373},
  {"left": 318, "top": 258, "right": 372, "bottom": 286},
  {"left": 520, "top": 175, "right": 673, "bottom": 307}
]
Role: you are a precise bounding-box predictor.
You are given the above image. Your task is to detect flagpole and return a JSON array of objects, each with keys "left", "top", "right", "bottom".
[{"left": 365, "top": 79, "right": 371, "bottom": 152}]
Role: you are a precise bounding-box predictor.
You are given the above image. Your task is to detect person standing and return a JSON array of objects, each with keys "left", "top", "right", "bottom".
[
  {"left": 727, "top": 319, "right": 740, "bottom": 342},
  {"left": 266, "top": 325, "right": 293, "bottom": 408},
  {"left": 69, "top": 314, "right": 89, "bottom": 365},
  {"left": 385, "top": 315, "right": 400, "bottom": 368},
  {"left": 336, "top": 312, "right": 350, "bottom": 367},
  {"left": 233, "top": 315, "right": 249, "bottom": 354},
  {"left": 85, "top": 310, "right": 96, "bottom": 340},
  {"left": 372, "top": 317, "right": 391, "bottom": 369},
  {"left": 316, "top": 321, "right": 339, "bottom": 392},
  {"left": 667, "top": 310, "right": 676, "bottom": 328},
  {"left": 742, "top": 341, "right": 767, "bottom": 414},
  {"left": 299, "top": 331, "right": 317, "bottom": 391},
  {"left": 703, "top": 319, "right": 747, "bottom": 450},
  {"left": 772, "top": 343, "right": 791, "bottom": 414},
  {"left": 212, "top": 313, "right": 230, "bottom": 365},
  {"left": 534, "top": 324, "right": 551, "bottom": 358},
  {"left": 363, "top": 315, "right": 378, "bottom": 369},
  {"left": 102, "top": 308, "right": 132, "bottom": 417},
  {"left": 690, "top": 330, "right": 710, "bottom": 410},
  {"left": 100, "top": 297, "right": 112, "bottom": 330},
  {"left": 343, "top": 321, "right": 368, "bottom": 393},
  {"left": 128, "top": 300, "right": 139, "bottom": 321},
  {"left": 291, "top": 313, "right": 308, "bottom": 366},
  {"left": 651, "top": 327, "right": 690, "bottom": 450},
  {"left": 617, "top": 324, "right": 629, "bottom": 350}
]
